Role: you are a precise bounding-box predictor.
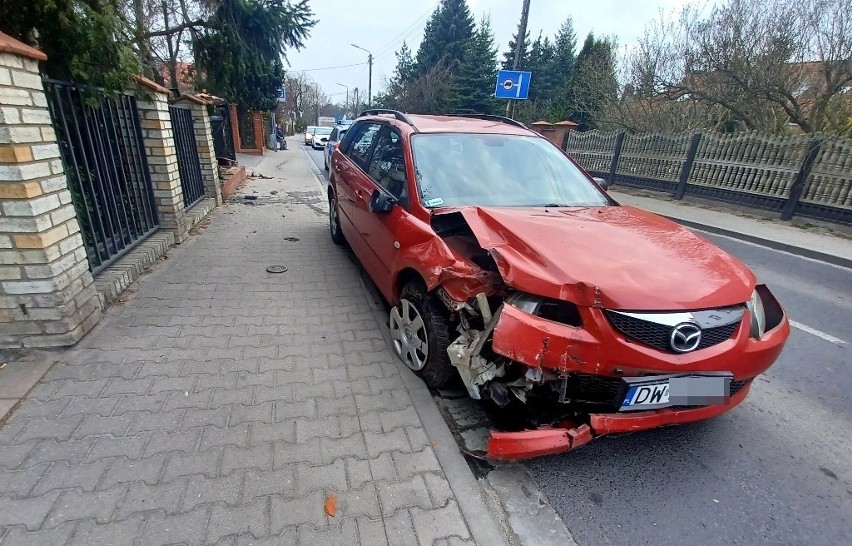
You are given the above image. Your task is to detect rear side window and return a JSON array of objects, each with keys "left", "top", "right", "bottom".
[
  {"left": 346, "top": 123, "right": 382, "bottom": 170},
  {"left": 338, "top": 123, "right": 362, "bottom": 154},
  {"left": 329, "top": 128, "right": 339, "bottom": 141}
]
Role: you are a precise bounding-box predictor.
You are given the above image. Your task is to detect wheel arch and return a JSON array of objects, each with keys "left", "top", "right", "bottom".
[{"left": 393, "top": 267, "right": 428, "bottom": 304}]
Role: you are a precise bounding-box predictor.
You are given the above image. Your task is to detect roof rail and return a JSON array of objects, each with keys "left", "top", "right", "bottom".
[
  {"left": 446, "top": 113, "right": 529, "bottom": 130},
  {"left": 358, "top": 109, "right": 417, "bottom": 128}
]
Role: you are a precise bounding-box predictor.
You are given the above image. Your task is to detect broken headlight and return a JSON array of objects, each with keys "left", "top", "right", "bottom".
[
  {"left": 746, "top": 288, "right": 766, "bottom": 339},
  {"left": 505, "top": 292, "right": 582, "bottom": 327}
]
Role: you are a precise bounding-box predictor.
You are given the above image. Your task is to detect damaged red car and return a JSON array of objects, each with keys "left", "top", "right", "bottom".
[{"left": 327, "top": 110, "right": 790, "bottom": 460}]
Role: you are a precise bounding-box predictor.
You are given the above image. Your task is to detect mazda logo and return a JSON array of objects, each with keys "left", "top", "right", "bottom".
[{"left": 670, "top": 322, "right": 702, "bottom": 352}]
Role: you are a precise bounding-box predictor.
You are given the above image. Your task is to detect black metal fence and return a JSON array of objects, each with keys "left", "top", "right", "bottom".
[
  {"left": 210, "top": 103, "right": 235, "bottom": 160},
  {"left": 169, "top": 105, "right": 205, "bottom": 208},
  {"left": 44, "top": 79, "right": 159, "bottom": 274},
  {"left": 565, "top": 130, "right": 852, "bottom": 226}
]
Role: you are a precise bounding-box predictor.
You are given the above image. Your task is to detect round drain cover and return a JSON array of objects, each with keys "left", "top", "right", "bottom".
[{"left": 266, "top": 265, "right": 288, "bottom": 274}]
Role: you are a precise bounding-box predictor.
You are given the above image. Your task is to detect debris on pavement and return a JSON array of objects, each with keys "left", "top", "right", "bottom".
[
  {"left": 324, "top": 493, "right": 337, "bottom": 517},
  {"left": 283, "top": 236, "right": 299, "bottom": 242}
]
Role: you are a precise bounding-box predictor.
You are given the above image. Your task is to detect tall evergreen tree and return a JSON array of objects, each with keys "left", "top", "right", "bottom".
[
  {"left": 568, "top": 33, "right": 617, "bottom": 130},
  {"left": 502, "top": 24, "right": 530, "bottom": 69},
  {"left": 194, "top": 0, "right": 315, "bottom": 110},
  {"left": 375, "top": 41, "right": 416, "bottom": 110},
  {"left": 451, "top": 16, "right": 499, "bottom": 114},
  {"left": 414, "top": 0, "right": 476, "bottom": 76},
  {"left": 551, "top": 18, "right": 577, "bottom": 86},
  {"left": 549, "top": 18, "right": 578, "bottom": 120}
]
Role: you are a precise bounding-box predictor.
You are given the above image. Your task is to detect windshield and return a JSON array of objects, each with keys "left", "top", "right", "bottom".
[
  {"left": 411, "top": 133, "right": 609, "bottom": 208},
  {"left": 314, "top": 127, "right": 332, "bottom": 136}
]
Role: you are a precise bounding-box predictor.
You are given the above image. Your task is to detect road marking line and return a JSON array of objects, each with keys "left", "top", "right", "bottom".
[
  {"left": 691, "top": 229, "right": 852, "bottom": 272},
  {"left": 789, "top": 320, "right": 846, "bottom": 345}
]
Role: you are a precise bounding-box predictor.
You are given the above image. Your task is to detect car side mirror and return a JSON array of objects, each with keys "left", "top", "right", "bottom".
[
  {"left": 593, "top": 176, "right": 611, "bottom": 190},
  {"left": 369, "top": 189, "right": 396, "bottom": 214}
]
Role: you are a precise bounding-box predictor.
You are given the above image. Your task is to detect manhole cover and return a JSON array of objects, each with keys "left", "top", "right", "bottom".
[{"left": 266, "top": 265, "right": 288, "bottom": 273}]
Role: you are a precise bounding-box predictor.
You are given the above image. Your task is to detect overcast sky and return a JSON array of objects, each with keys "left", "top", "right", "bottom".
[{"left": 284, "top": 0, "right": 707, "bottom": 103}]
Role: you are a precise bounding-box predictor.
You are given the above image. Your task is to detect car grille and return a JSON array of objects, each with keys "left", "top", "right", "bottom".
[
  {"left": 605, "top": 311, "right": 739, "bottom": 353},
  {"left": 730, "top": 378, "right": 751, "bottom": 396},
  {"left": 569, "top": 374, "right": 623, "bottom": 405}
]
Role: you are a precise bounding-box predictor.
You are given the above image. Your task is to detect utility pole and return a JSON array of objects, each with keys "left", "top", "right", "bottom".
[
  {"left": 351, "top": 44, "right": 373, "bottom": 107},
  {"left": 506, "top": 0, "right": 531, "bottom": 119},
  {"left": 367, "top": 53, "right": 372, "bottom": 107},
  {"left": 353, "top": 88, "right": 360, "bottom": 113}
]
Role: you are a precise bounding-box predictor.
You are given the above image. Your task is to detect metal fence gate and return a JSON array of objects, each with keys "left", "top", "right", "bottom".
[
  {"left": 169, "top": 105, "right": 205, "bottom": 208},
  {"left": 210, "top": 103, "right": 235, "bottom": 160},
  {"left": 44, "top": 79, "right": 159, "bottom": 274}
]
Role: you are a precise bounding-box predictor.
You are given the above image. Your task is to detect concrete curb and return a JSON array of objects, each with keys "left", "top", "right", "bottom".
[
  {"left": 359, "top": 275, "right": 510, "bottom": 546},
  {"left": 668, "top": 215, "right": 852, "bottom": 269},
  {"left": 298, "top": 141, "right": 329, "bottom": 190}
]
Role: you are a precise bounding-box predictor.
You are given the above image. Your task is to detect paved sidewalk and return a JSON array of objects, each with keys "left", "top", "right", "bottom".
[
  {"left": 0, "top": 144, "right": 506, "bottom": 545},
  {"left": 610, "top": 190, "right": 852, "bottom": 267}
]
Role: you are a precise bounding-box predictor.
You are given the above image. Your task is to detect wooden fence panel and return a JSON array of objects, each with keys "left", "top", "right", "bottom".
[
  {"left": 803, "top": 138, "right": 852, "bottom": 209},
  {"left": 616, "top": 132, "right": 692, "bottom": 182},
  {"left": 564, "top": 130, "right": 617, "bottom": 173},
  {"left": 689, "top": 132, "right": 809, "bottom": 198}
]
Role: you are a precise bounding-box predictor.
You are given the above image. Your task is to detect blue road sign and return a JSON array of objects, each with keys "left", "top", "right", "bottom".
[{"left": 495, "top": 69, "right": 532, "bottom": 100}]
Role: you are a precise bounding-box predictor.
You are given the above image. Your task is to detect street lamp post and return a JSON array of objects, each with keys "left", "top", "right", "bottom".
[
  {"left": 337, "top": 83, "right": 349, "bottom": 115},
  {"left": 351, "top": 44, "right": 373, "bottom": 108}
]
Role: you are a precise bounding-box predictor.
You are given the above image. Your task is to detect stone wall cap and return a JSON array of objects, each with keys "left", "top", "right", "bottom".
[
  {"left": 0, "top": 31, "right": 48, "bottom": 61},
  {"left": 554, "top": 120, "right": 579, "bottom": 127},
  {"left": 170, "top": 94, "right": 211, "bottom": 106},
  {"left": 134, "top": 75, "right": 171, "bottom": 95},
  {"left": 530, "top": 120, "right": 554, "bottom": 127}
]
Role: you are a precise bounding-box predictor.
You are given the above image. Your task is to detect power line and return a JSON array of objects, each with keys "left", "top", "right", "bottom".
[
  {"left": 288, "top": 62, "right": 368, "bottom": 72},
  {"left": 372, "top": 0, "right": 440, "bottom": 59}
]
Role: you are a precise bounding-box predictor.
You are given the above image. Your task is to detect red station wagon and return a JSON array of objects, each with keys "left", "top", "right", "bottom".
[{"left": 327, "top": 109, "right": 790, "bottom": 460}]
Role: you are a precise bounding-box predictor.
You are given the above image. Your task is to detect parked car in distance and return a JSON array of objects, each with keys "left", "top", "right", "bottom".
[
  {"left": 311, "top": 126, "right": 333, "bottom": 150},
  {"left": 324, "top": 125, "right": 351, "bottom": 171},
  {"left": 304, "top": 126, "right": 317, "bottom": 146},
  {"left": 327, "top": 109, "right": 790, "bottom": 461}
]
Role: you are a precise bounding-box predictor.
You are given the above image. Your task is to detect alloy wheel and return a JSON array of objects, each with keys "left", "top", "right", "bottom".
[{"left": 389, "top": 299, "right": 429, "bottom": 371}]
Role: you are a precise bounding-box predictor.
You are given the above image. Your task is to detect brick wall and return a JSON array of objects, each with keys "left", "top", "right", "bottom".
[{"left": 0, "top": 33, "right": 101, "bottom": 348}]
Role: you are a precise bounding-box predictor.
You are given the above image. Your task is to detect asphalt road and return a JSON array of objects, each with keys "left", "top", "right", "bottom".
[
  {"left": 304, "top": 142, "right": 329, "bottom": 174},
  {"left": 305, "top": 143, "right": 852, "bottom": 545}
]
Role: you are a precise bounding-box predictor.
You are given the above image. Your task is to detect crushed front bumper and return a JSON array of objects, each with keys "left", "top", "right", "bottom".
[
  {"left": 486, "top": 382, "right": 753, "bottom": 460},
  {"left": 472, "top": 297, "right": 789, "bottom": 461}
]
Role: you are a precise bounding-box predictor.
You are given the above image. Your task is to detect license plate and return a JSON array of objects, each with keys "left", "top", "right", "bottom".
[{"left": 619, "top": 374, "right": 731, "bottom": 411}]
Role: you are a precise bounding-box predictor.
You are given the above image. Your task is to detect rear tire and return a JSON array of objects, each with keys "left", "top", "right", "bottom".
[
  {"left": 324, "top": 155, "right": 329, "bottom": 171},
  {"left": 390, "top": 281, "right": 456, "bottom": 388}
]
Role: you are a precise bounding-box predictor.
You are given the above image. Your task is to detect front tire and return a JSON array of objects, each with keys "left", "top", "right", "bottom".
[
  {"left": 329, "top": 191, "right": 345, "bottom": 245},
  {"left": 389, "top": 281, "right": 456, "bottom": 388},
  {"left": 324, "top": 154, "right": 329, "bottom": 171}
]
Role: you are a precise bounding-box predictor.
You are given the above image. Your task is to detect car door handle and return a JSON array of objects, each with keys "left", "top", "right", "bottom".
[{"left": 354, "top": 190, "right": 363, "bottom": 199}]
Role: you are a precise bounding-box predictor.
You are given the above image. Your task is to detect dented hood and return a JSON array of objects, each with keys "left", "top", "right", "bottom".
[{"left": 438, "top": 205, "right": 755, "bottom": 310}]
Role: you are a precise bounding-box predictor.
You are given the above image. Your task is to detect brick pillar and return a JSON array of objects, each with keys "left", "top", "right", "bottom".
[
  {"left": 135, "top": 77, "right": 190, "bottom": 243},
  {"left": 252, "top": 111, "right": 264, "bottom": 155},
  {"left": 0, "top": 32, "right": 101, "bottom": 348},
  {"left": 173, "top": 95, "right": 222, "bottom": 206}
]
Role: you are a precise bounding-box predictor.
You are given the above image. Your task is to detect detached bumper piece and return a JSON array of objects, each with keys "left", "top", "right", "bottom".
[
  {"left": 484, "top": 381, "right": 752, "bottom": 461},
  {"left": 487, "top": 424, "right": 593, "bottom": 460}
]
